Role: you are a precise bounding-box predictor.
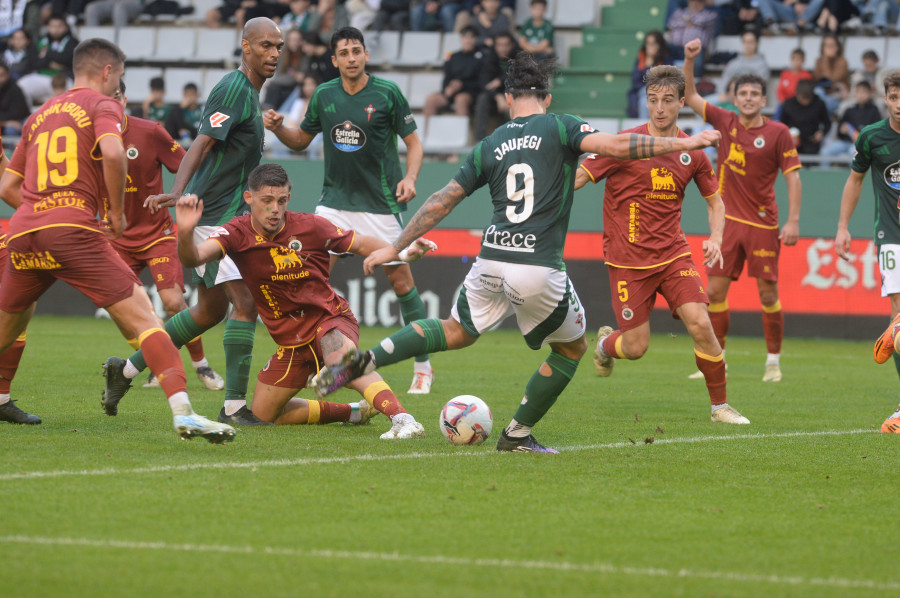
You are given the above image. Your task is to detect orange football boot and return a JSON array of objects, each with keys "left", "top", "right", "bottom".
[
  {"left": 874, "top": 314, "right": 900, "bottom": 364},
  {"left": 881, "top": 417, "right": 900, "bottom": 434}
]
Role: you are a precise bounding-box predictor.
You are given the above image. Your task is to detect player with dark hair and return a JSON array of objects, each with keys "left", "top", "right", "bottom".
[
  {"left": 101, "top": 18, "right": 284, "bottom": 426},
  {"left": 175, "top": 163, "right": 432, "bottom": 437},
  {"left": 108, "top": 79, "right": 224, "bottom": 391},
  {"left": 263, "top": 26, "right": 436, "bottom": 395},
  {"left": 576, "top": 64, "right": 748, "bottom": 424},
  {"left": 0, "top": 39, "right": 234, "bottom": 442},
  {"left": 838, "top": 70, "right": 900, "bottom": 433},
  {"left": 309, "top": 53, "right": 721, "bottom": 452},
  {"left": 682, "top": 38, "right": 802, "bottom": 383}
]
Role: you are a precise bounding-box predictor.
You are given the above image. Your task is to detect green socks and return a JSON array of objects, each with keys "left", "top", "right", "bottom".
[
  {"left": 223, "top": 319, "right": 256, "bottom": 401},
  {"left": 513, "top": 351, "right": 580, "bottom": 426},
  {"left": 397, "top": 287, "right": 429, "bottom": 364},
  {"left": 129, "top": 309, "right": 205, "bottom": 373},
  {"left": 371, "top": 318, "right": 447, "bottom": 368}
]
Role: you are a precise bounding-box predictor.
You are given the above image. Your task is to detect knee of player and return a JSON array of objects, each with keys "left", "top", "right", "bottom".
[
  {"left": 622, "top": 338, "right": 648, "bottom": 359},
  {"left": 758, "top": 290, "right": 779, "bottom": 307}
]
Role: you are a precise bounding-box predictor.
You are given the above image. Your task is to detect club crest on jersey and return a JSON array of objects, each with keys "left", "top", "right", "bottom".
[
  {"left": 622, "top": 307, "right": 634, "bottom": 321},
  {"left": 364, "top": 103, "right": 376, "bottom": 121},
  {"left": 679, "top": 152, "right": 691, "bottom": 165},
  {"left": 331, "top": 121, "right": 366, "bottom": 152},
  {"left": 288, "top": 239, "right": 302, "bottom": 252},
  {"left": 884, "top": 160, "right": 900, "bottom": 191},
  {"left": 754, "top": 136, "right": 765, "bottom": 149},
  {"left": 126, "top": 145, "right": 139, "bottom": 160},
  {"left": 209, "top": 112, "right": 230, "bottom": 128}
]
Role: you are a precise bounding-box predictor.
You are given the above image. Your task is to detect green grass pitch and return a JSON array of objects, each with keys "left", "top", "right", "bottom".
[{"left": 0, "top": 315, "right": 897, "bottom": 597}]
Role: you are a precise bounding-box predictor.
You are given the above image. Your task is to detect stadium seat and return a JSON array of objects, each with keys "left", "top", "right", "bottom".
[
  {"left": 154, "top": 27, "right": 195, "bottom": 63},
  {"left": 713, "top": 35, "right": 743, "bottom": 55},
  {"left": 164, "top": 68, "right": 202, "bottom": 104},
  {"left": 843, "top": 36, "right": 887, "bottom": 71},
  {"left": 886, "top": 38, "right": 900, "bottom": 69},
  {"left": 366, "top": 31, "right": 400, "bottom": 66},
  {"left": 78, "top": 26, "right": 116, "bottom": 43},
  {"left": 374, "top": 71, "right": 411, "bottom": 97},
  {"left": 195, "top": 28, "right": 239, "bottom": 63},
  {"left": 123, "top": 67, "right": 163, "bottom": 103},
  {"left": 395, "top": 31, "right": 441, "bottom": 67},
  {"left": 439, "top": 32, "right": 461, "bottom": 63},
  {"left": 408, "top": 72, "right": 443, "bottom": 110},
  {"left": 759, "top": 37, "right": 799, "bottom": 71},
  {"left": 585, "top": 117, "right": 620, "bottom": 134},
  {"left": 202, "top": 68, "right": 233, "bottom": 101},
  {"left": 118, "top": 27, "right": 156, "bottom": 61},
  {"left": 422, "top": 115, "right": 470, "bottom": 153},
  {"left": 556, "top": 0, "right": 597, "bottom": 27},
  {"left": 188, "top": 0, "right": 220, "bottom": 22}
]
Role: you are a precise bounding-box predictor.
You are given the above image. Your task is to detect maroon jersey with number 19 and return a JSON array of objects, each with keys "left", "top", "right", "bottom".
[
  {"left": 5, "top": 87, "right": 124, "bottom": 239},
  {"left": 580, "top": 124, "right": 719, "bottom": 269},
  {"left": 208, "top": 212, "right": 356, "bottom": 346},
  {"left": 111, "top": 115, "right": 185, "bottom": 253}
]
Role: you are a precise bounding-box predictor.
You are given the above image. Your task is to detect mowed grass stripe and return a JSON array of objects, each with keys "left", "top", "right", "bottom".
[
  {"left": 0, "top": 428, "right": 874, "bottom": 482},
  {"left": 1, "top": 534, "right": 897, "bottom": 592}
]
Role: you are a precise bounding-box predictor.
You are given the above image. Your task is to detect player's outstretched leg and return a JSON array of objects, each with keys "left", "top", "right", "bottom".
[
  {"left": 347, "top": 378, "right": 424, "bottom": 439},
  {"left": 0, "top": 333, "right": 39, "bottom": 424},
  {"left": 397, "top": 287, "right": 434, "bottom": 394},
  {"left": 593, "top": 326, "right": 618, "bottom": 376}
]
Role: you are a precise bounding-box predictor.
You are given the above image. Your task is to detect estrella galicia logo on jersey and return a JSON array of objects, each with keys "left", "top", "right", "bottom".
[
  {"left": 884, "top": 160, "right": 900, "bottom": 191},
  {"left": 209, "top": 112, "right": 230, "bottom": 128},
  {"left": 679, "top": 152, "right": 691, "bottom": 165},
  {"left": 331, "top": 121, "right": 366, "bottom": 152},
  {"left": 126, "top": 146, "right": 139, "bottom": 160}
]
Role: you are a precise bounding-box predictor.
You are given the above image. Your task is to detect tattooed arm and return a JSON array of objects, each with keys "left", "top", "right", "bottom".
[
  {"left": 362, "top": 180, "right": 468, "bottom": 275},
  {"left": 580, "top": 129, "right": 721, "bottom": 160}
]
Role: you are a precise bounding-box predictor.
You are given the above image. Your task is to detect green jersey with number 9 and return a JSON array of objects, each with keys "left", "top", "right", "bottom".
[{"left": 453, "top": 113, "right": 595, "bottom": 269}]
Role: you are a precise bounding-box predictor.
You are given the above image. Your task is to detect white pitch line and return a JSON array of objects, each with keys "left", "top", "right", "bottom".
[
  {"left": 0, "top": 429, "right": 874, "bottom": 482},
  {"left": 0, "top": 534, "right": 896, "bottom": 592}
]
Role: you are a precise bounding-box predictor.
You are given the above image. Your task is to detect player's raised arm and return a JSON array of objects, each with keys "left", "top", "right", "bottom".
[
  {"left": 681, "top": 39, "right": 706, "bottom": 116},
  {"left": 175, "top": 194, "right": 225, "bottom": 267},
  {"left": 835, "top": 169, "right": 867, "bottom": 260},
  {"left": 145, "top": 133, "right": 217, "bottom": 214},
  {"left": 263, "top": 108, "right": 317, "bottom": 151},
  {"left": 100, "top": 134, "right": 127, "bottom": 239},
  {"left": 579, "top": 128, "right": 719, "bottom": 159},
  {"left": 780, "top": 169, "right": 802, "bottom": 246}
]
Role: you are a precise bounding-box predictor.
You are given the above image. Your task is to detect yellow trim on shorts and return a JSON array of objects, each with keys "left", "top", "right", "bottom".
[
  {"left": 363, "top": 380, "right": 390, "bottom": 404},
  {"left": 6, "top": 223, "right": 105, "bottom": 243},
  {"left": 724, "top": 214, "right": 780, "bottom": 230},
  {"left": 137, "top": 328, "right": 166, "bottom": 345},
  {"left": 694, "top": 349, "right": 724, "bottom": 362},
  {"left": 274, "top": 339, "right": 317, "bottom": 386},
  {"left": 307, "top": 399, "right": 321, "bottom": 424},
  {"left": 762, "top": 300, "right": 782, "bottom": 313},
  {"left": 15, "top": 332, "right": 26, "bottom": 343},
  {"left": 604, "top": 251, "right": 692, "bottom": 270},
  {"left": 708, "top": 300, "right": 729, "bottom": 313}
]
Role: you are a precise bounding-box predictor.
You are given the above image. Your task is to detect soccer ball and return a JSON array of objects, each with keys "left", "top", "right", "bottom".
[{"left": 439, "top": 395, "right": 493, "bottom": 445}]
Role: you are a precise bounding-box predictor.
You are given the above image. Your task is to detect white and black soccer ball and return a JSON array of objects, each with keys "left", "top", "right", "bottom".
[{"left": 439, "top": 395, "right": 493, "bottom": 445}]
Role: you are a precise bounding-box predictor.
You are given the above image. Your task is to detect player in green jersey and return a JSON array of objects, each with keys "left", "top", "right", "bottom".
[
  {"left": 100, "top": 17, "right": 285, "bottom": 426},
  {"left": 263, "top": 27, "right": 436, "bottom": 395},
  {"left": 836, "top": 70, "right": 900, "bottom": 433},
  {"left": 307, "top": 53, "right": 721, "bottom": 452}
]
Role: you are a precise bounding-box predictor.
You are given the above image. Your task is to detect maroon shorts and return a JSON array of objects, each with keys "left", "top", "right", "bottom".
[
  {"left": 116, "top": 239, "right": 185, "bottom": 291},
  {"left": 257, "top": 311, "right": 360, "bottom": 389},
  {"left": 706, "top": 218, "right": 780, "bottom": 282},
  {"left": 0, "top": 227, "right": 139, "bottom": 312},
  {"left": 607, "top": 255, "right": 709, "bottom": 332},
  {"left": 0, "top": 241, "right": 8, "bottom": 285}
]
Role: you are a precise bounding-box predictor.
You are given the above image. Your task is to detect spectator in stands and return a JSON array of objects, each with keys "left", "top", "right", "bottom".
[
  {"left": 309, "top": 0, "right": 349, "bottom": 44},
  {"left": 776, "top": 47, "right": 812, "bottom": 105},
  {"left": 472, "top": 0, "right": 512, "bottom": 48},
  {"left": 719, "top": 0, "right": 764, "bottom": 35},
  {"left": 667, "top": 0, "right": 717, "bottom": 77},
  {"left": 346, "top": 0, "right": 378, "bottom": 31},
  {"left": 266, "top": 71, "right": 323, "bottom": 157},
  {"left": 423, "top": 25, "right": 484, "bottom": 118},
  {"left": 814, "top": 0, "right": 859, "bottom": 32},
  {"left": 140, "top": 76, "right": 172, "bottom": 125},
  {"left": 820, "top": 79, "right": 882, "bottom": 166},
  {"left": 411, "top": 0, "right": 461, "bottom": 32},
  {"left": 756, "top": 0, "right": 822, "bottom": 34},
  {"left": 299, "top": 29, "right": 339, "bottom": 81},
  {"left": 206, "top": 0, "right": 242, "bottom": 28},
  {"left": 454, "top": 0, "right": 514, "bottom": 32},
  {"left": 84, "top": 0, "right": 142, "bottom": 27},
  {"left": 858, "top": 0, "right": 899, "bottom": 34},
  {"left": 50, "top": 72, "right": 66, "bottom": 95},
  {"left": 717, "top": 30, "right": 768, "bottom": 102},
  {"left": 243, "top": 0, "right": 294, "bottom": 23},
  {"left": 813, "top": 32, "right": 849, "bottom": 114},
  {"left": 628, "top": 30, "right": 670, "bottom": 118},
  {"left": 371, "top": 0, "right": 412, "bottom": 31},
  {"left": 849, "top": 49, "right": 888, "bottom": 112},
  {"left": 0, "top": 63, "right": 29, "bottom": 134},
  {"left": 473, "top": 30, "right": 518, "bottom": 139},
  {"left": 165, "top": 82, "right": 203, "bottom": 142},
  {"left": 46, "top": 0, "right": 93, "bottom": 26},
  {"left": 3, "top": 29, "right": 37, "bottom": 81},
  {"left": 518, "top": 0, "right": 553, "bottom": 60},
  {"left": 263, "top": 27, "right": 304, "bottom": 109},
  {"left": 779, "top": 79, "right": 830, "bottom": 155},
  {"left": 281, "top": 0, "right": 315, "bottom": 30},
  {"left": 16, "top": 14, "right": 76, "bottom": 107}
]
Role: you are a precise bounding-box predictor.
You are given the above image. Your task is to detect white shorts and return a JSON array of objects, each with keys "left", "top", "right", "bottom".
[
  {"left": 450, "top": 258, "right": 586, "bottom": 349},
  {"left": 193, "top": 225, "right": 242, "bottom": 287},
  {"left": 880, "top": 244, "right": 900, "bottom": 297},
  {"left": 315, "top": 205, "right": 406, "bottom": 265}
]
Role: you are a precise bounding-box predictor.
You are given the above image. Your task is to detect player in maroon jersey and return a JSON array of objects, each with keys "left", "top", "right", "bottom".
[
  {"left": 175, "top": 163, "right": 433, "bottom": 438},
  {"left": 575, "top": 65, "right": 749, "bottom": 425},
  {"left": 109, "top": 80, "right": 224, "bottom": 392},
  {"left": 682, "top": 38, "right": 802, "bottom": 383},
  {"left": 0, "top": 38, "right": 235, "bottom": 442}
]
